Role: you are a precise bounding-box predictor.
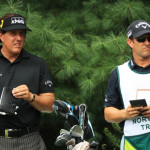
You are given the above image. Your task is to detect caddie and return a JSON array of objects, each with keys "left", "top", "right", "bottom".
[{"left": 104, "top": 20, "right": 150, "bottom": 150}]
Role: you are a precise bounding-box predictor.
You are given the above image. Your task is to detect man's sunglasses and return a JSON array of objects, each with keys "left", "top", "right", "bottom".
[{"left": 136, "top": 36, "right": 150, "bottom": 43}]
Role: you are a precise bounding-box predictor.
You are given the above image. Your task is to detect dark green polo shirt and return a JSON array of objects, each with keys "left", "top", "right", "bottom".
[{"left": 0, "top": 47, "right": 54, "bottom": 129}]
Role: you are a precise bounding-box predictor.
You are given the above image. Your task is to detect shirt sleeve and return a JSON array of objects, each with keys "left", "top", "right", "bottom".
[
  {"left": 104, "top": 68, "right": 123, "bottom": 109},
  {"left": 39, "top": 59, "right": 54, "bottom": 93}
]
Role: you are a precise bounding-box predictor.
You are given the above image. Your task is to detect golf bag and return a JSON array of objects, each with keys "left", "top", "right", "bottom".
[{"left": 53, "top": 100, "right": 99, "bottom": 150}]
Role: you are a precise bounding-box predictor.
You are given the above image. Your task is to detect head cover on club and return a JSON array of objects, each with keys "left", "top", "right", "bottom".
[
  {"left": 53, "top": 100, "right": 79, "bottom": 127},
  {"left": 53, "top": 100, "right": 95, "bottom": 140},
  {"left": 72, "top": 141, "right": 90, "bottom": 150}
]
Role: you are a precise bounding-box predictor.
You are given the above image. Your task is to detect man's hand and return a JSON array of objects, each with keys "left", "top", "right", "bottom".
[
  {"left": 104, "top": 105, "right": 144, "bottom": 123},
  {"left": 12, "top": 84, "right": 55, "bottom": 112},
  {"left": 12, "top": 85, "right": 33, "bottom": 102},
  {"left": 123, "top": 105, "right": 143, "bottom": 119},
  {"left": 141, "top": 106, "right": 150, "bottom": 117}
]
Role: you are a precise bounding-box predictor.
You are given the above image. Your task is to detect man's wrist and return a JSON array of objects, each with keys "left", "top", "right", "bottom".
[
  {"left": 29, "top": 94, "right": 35, "bottom": 103},
  {"left": 120, "top": 109, "right": 128, "bottom": 120}
]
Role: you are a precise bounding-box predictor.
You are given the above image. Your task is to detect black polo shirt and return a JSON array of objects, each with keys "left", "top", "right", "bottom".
[
  {"left": 0, "top": 47, "right": 54, "bottom": 129},
  {"left": 104, "top": 58, "right": 150, "bottom": 128}
]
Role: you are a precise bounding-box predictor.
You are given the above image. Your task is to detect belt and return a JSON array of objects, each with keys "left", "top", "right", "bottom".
[{"left": 0, "top": 127, "right": 38, "bottom": 138}]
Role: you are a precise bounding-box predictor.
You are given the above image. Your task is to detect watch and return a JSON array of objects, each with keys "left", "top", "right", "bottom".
[{"left": 29, "top": 94, "right": 35, "bottom": 103}]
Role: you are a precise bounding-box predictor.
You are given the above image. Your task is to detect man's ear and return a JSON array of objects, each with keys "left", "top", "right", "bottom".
[
  {"left": 127, "top": 38, "right": 134, "bottom": 49},
  {"left": 0, "top": 32, "right": 3, "bottom": 42}
]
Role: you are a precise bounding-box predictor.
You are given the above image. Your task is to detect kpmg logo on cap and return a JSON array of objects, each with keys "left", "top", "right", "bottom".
[
  {"left": 135, "top": 22, "right": 150, "bottom": 29},
  {"left": 11, "top": 17, "right": 25, "bottom": 24}
]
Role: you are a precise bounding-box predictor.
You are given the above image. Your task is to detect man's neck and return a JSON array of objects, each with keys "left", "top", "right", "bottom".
[
  {"left": 133, "top": 57, "right": 150, "bottom": 68},
  {"left": 1, "top": 48, "right": 20, "bottom": 63}
]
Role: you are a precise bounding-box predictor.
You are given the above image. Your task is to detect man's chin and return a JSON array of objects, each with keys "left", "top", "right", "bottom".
[{"left": 12, "top": 48, "right": 22, "bottom": 55}]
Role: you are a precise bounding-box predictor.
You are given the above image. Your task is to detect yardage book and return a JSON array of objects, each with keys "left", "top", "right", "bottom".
[{"left": 0, "top": 87, "right": 17, "bottom": 115}]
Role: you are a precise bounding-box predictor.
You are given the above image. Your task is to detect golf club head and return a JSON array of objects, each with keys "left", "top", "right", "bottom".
[
  {"left": 89, "top": 141, "right": 99, "bottom": 150},
  {"left": 70, "top": 125, "right": 83, "bottom": 138},
  {"left": 66, "top": 138, "right": 76, "bottom": 146},
  {"left": 55, "top": 133, "right": 72, "bottom": 146},
  {"left": 60, "top": 129, "right": 70, "bottom": 135},
  {"left": 55, "top": 138, "right": 68, "bottom": 146}
]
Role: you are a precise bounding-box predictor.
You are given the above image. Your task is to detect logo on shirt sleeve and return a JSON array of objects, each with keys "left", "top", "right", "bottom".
[{"left": 45, "top": 80, "right": 53, "bottom": 87}]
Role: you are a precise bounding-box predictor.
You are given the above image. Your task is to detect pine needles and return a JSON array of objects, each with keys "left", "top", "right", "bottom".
[{"left": 1, "top": 0, "right": 150, "bottom": 149}]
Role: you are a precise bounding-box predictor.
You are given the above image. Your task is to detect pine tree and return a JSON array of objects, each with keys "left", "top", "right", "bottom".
[{"left": 1, "top": 0, "right": 150, "bottom": 149}]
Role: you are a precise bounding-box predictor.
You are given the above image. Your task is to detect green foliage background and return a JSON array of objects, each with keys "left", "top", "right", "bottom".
[{"left": 0, "top": 0, "right": 150, "bottom": 149}]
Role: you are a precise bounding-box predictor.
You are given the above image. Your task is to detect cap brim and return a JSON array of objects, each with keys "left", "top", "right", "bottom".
[
  {"left": 2, "top": 25, "right": 32, "bottom": 31},
  {"left": 134, "top": 30, "right": 150, "bottom": 38}
]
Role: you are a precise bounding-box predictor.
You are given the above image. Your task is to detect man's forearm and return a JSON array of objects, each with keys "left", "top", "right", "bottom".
[
  {"left": 12, "top": 85, "right": 55, "bottom": 112},
  {"left": 29, "top": 93, "right": 55, "bottom": 112},
  {"left": 104, "top": 107, "right": 127, "bottom": 123}
]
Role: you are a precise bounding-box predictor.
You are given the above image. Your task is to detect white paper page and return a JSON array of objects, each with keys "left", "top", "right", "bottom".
[{"left": 136, "top": 89, "right": 150, "bottom": 106}]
